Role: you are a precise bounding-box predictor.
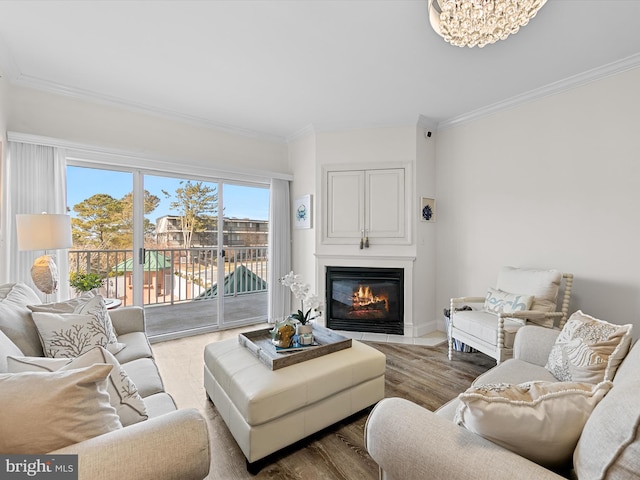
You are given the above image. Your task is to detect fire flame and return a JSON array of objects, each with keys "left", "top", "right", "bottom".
[{"left": 352, "top": 285, "right": 389, "bottom": 311}]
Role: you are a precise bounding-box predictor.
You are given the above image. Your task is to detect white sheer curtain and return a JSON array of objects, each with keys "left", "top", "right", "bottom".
[
  {"left": 3, "top": 142, "right": 69, "bottom": 301},
  {"left": 267, "top": 178, "right": 291, "bottom": 323}
]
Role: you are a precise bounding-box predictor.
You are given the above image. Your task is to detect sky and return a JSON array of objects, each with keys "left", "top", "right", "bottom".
[{"left": 67, "top": 166, "right": 270, "bottom": 221}]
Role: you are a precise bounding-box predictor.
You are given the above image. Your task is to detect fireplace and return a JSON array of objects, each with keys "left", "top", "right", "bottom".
[{"left": 325, "top": 266, "right": 404, "bottom": 335}]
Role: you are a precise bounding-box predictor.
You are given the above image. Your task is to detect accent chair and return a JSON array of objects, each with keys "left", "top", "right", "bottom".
[{"left": 448, "top": 266, "right": 573, "bottom": 364}]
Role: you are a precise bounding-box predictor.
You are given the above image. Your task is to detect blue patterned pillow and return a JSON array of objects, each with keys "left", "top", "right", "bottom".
[{"left": 483, "top": 287, "right": 534, "bottom": 314}]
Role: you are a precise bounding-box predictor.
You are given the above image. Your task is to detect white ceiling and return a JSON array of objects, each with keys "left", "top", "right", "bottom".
[{"left": 1, "top": 1, "right": 640, "bottom": 141}]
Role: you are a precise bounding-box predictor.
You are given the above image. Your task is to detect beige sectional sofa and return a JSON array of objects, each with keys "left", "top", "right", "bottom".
[
  {"left": 0, "top": 282, "right": 211, "bottom": 480},
  {"left": 365, "top": 324, "right": 640, "bottom": 479}
]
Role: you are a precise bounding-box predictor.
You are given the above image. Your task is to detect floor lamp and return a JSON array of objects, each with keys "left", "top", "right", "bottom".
[{"left": 16, "top": 213, "right": 73, "bottom": 296}]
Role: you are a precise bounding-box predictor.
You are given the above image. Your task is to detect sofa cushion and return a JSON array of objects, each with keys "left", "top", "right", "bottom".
[
  {"left": 546, "top": 310, "right": 633, "bottom": 383},
  {"left": 496, "top": 267, "right": 562, "bottom": 327},
  {"left": 472, "top": 358, "right": 558, "bottom": 387},
  {"left": 118, "top": 357, "right": 165, "bottom": 398},
  {"left": 453, "top": 310, "right": 523, "bottom": 348},
  {"left": 30, "top": 294, "right": 125, "bottom": 356},
  {"left": 574, "top": 379, "right": 640, "bottom": 478},
  {"left": 434, "top": 397, "right": 461, "bottom": 420},
  {"left": 114, "top": 331, "right": 153, "bottom": 364},
  {"left": 143, "top": 392, "right": 178, "bottom": 418},
  {"left": 8, "top": 347, "right": 148, "bottom": 426},
  {"left": 483, "top": 287, "right": 534, "bottom": 315},
  {"left": 455, "top": 380, "right": 612, "bottom": 468},
  {"left": 0, "top": 282, "right": 43, "bottom": 356},
  {"left": 0, "top": 364, "right": 122, "bottom": 453}
]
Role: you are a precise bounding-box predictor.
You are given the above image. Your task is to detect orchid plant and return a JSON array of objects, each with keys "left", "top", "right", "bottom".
[{"left": 280, "top": 271, "right": 323, "bottom": 325}]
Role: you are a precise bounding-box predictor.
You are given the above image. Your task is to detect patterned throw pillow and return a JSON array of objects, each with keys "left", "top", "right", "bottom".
[
  {"left": 483, "top": 287, "right": 534, "bottom": 315},
  {"left": 29, "top": 289, "right": 98, "bottom": 314},
  {"left": 545, "top": 310, "right": 633, "bottom": 383},
  {"left": 31, "top": 295, "right": 125, "bottom": 358},
  {"left": 455, "top": 380, "right": 613, "bottom": 468},
  {"left": 8, "top": 346, "right": 148, "bottom": 426}
]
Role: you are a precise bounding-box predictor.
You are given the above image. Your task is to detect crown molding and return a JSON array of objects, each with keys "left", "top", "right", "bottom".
[
  {"left": 438, "top": 52, "right": 640, "bottom": 130},
  {"left": 11, "top": 73, "right": 287, "bottom": 144},
  {"left": 286, "top": 124, "right": 316, "bottom": 143}
]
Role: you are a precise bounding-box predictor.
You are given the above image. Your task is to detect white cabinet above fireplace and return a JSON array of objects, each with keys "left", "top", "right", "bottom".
[{"left": 322, "top": 163, "right": 411, "bottom": 246}]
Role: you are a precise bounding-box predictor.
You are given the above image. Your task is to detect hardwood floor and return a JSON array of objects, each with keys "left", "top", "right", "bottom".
[{"left": 151, "top": 328, "right": 495, "bottom": 479}]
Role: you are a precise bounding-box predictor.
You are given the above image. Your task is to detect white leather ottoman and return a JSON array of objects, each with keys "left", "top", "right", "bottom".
[{"left": 204, "top": 337, "right": 385, "bottom": 469}]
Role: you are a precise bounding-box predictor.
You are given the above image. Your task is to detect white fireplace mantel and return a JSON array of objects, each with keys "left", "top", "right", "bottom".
[{"left": 315, "top": 254, "right": 417, "bottom": 337}]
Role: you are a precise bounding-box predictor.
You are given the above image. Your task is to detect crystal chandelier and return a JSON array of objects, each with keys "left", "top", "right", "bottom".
[{"left": 428, "top": 0, "right": 547, "bottom": 48}]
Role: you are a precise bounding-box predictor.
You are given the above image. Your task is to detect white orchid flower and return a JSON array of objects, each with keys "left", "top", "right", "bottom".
[
  {"left": 280, "top": 271, "right": 296, "bottom": 287},
  {"left": 305, "top": 294, "right": 321, "bottom": 311},
  {"left": 280, "top": 272, "right": 324, "bottom": 324}
]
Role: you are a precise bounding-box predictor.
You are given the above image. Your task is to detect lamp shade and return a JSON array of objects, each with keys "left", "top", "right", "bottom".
[{"left": 16, "top": 213, "right": 73, "bottom": 251}]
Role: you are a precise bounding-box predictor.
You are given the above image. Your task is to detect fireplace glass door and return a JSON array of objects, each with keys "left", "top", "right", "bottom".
[{"left": 326, "top": 267, "right": 403, "bottom": 335}]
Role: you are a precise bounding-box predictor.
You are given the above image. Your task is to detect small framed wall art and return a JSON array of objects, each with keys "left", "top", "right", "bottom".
[
  {"left": 294, "top": 194, "right": 312, "bottom": 229},
  {"left": 421, "top": 197, "right": 436, "bottom": 222}
]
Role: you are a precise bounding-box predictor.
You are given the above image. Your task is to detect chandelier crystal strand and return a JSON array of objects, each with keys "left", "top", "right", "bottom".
[{"left": 431, "top": 0, "right": 547, "bottom": 48}]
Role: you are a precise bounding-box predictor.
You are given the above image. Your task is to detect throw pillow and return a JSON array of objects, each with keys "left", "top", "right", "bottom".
[
  {"left": 545, "top": 310, "right": 633, "bottom": 383},
  {"left": 8, "top": 346, "right": 148, "bottom": 426},
  {"left": 483, "top": 287, "right": 534, "bottom": 315},
  {"left": 0, "top": 364, "right": 122, "bottom": 454},
  {"left": 496, "top": 267, "right": 561, "bottom": 313},
  {"left": 454, "top": 380, "right": 613, "bottom": 468},
  {"left": 28, "top": 289, "right": 97, "bottom": 314},
  {"left": 0, "top": 282, "right": 43, "bottom": 356},
  {"left": 31, "top": 295, "right": 125, "bottom": 357},
  {"left": 0, "top": 329, "right": 24, "bottom": 373},
  {"left": 573, "top": 379, "right": 640, "bottom": 479}
]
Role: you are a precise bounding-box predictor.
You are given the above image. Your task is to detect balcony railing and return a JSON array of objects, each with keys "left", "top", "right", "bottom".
[{"left": 68, "top": 246, "right": 269, "bottom": 307}]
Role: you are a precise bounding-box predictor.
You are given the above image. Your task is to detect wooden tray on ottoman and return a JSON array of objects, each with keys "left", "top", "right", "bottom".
[{"left": 238, "top": 324, "right": 352, "bottom": 370}]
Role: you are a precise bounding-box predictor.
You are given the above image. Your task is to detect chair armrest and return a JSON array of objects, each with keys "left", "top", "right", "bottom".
[
  {"left": 451, "top": 296, "right": 485, "bottom": 306},
  {"left": 50, "top": 408, "right": 210, "bottom": 480},
  {"left": 504, "top": 310, "right": 563, "bottom": 321},
  {"left": 365, "top": 398, "right": 564, "bottom": 480},
  {"left": 108, "top": 306, "right": 146, "bottom": 335},
  {"left": 513, "top": 325, "right": 560, "bottom": 366}
]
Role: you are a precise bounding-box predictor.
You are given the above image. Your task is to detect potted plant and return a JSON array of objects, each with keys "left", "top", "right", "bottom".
[
  {"left": 69, "top": 271, "right": 104, "bottom": 294},
  {"left": 280, "top": 271, "right": 323, "bottom": 344}
]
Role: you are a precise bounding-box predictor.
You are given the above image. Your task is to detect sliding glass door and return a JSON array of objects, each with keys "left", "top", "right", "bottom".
[
  {"left": 66, "top": 166, "right": 137, "bottom": 305},
  {"left": 215, "top": 183, "right": 270, "bottom": 327},
  {"left": 67, "top": 164, "right": 270, "bottom": 339}
]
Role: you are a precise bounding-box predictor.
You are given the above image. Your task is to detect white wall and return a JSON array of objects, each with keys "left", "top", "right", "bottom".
[
  {"left": 435, "top": 67, "right": 640, "bottom": 336},
  {"left": 288, "top": 132, "right": 317, "bottom": 294},
  {"left": 415, "top": 124, "right": 438, "bottom": 330},
  {"left": 7, "top": 85, "right": 288, "bottom": 174},
  {"left": 288, "top": 125, "right": 439, "bottom": 335}
]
